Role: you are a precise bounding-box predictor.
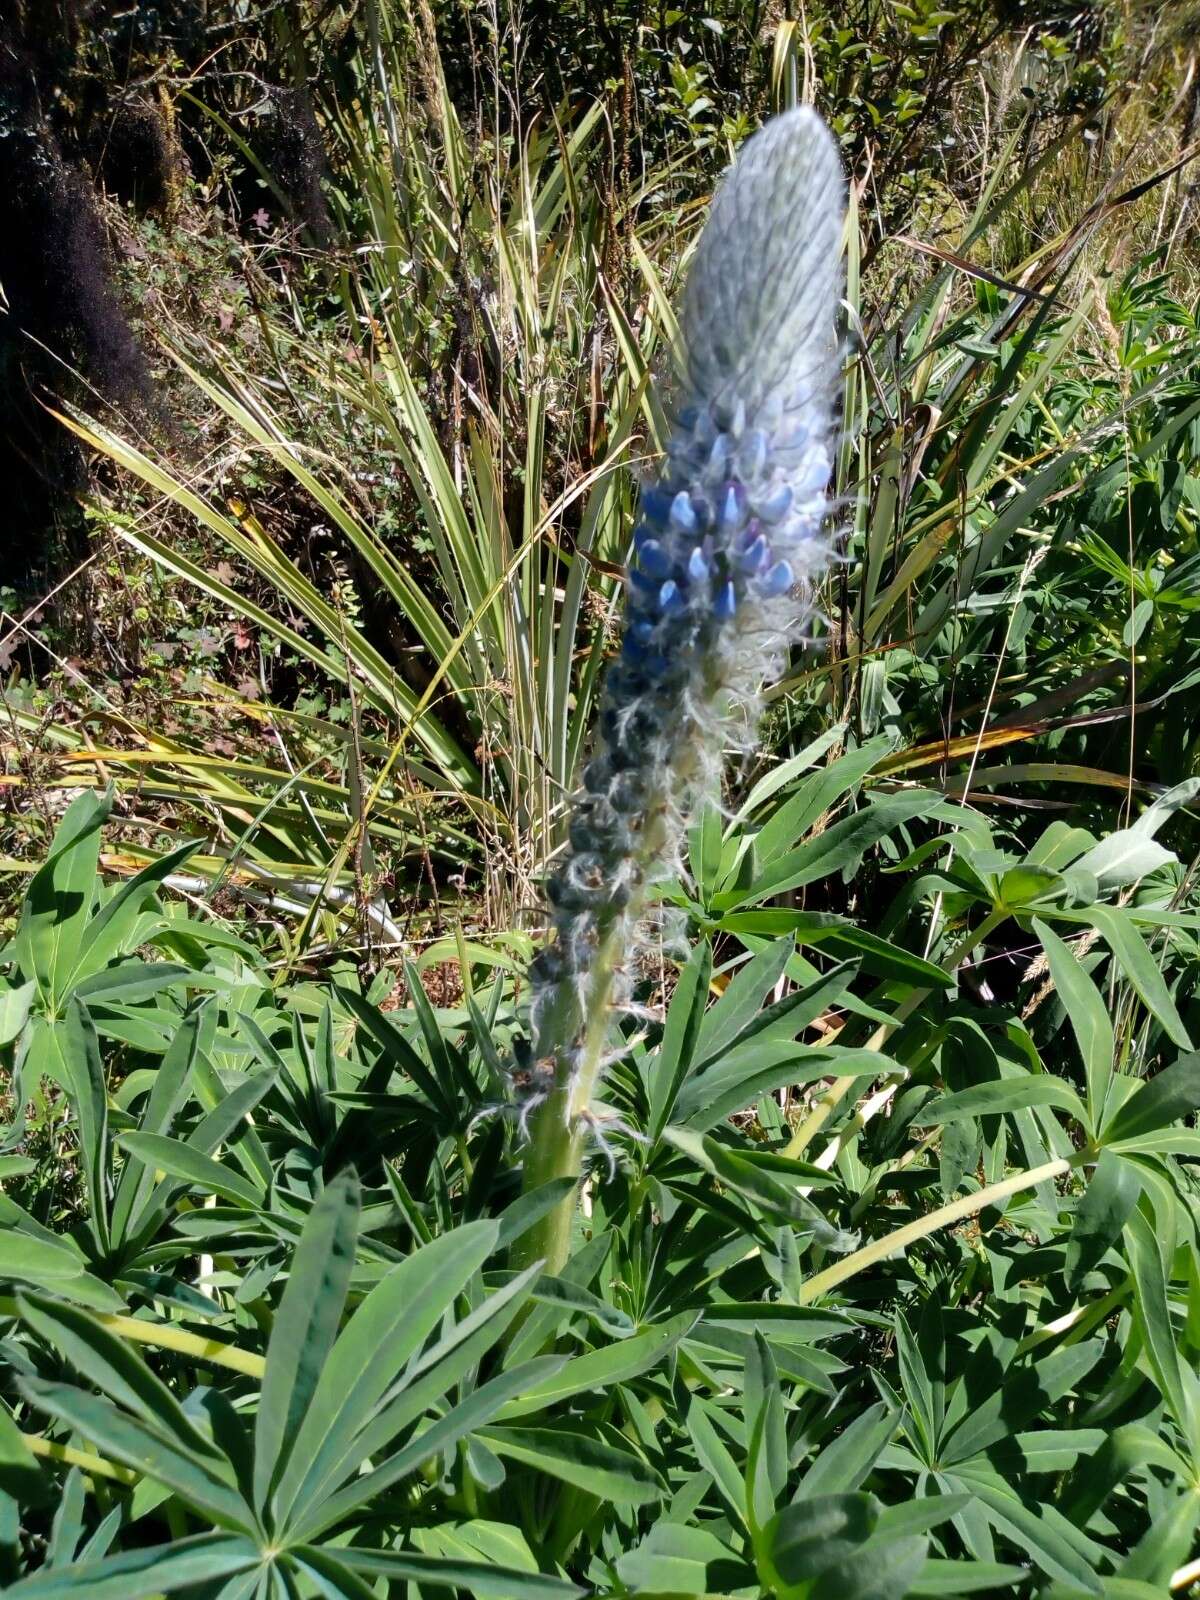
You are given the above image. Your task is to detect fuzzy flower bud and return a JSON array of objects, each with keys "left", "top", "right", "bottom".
[{"left": 521, "top": 108, "right": 845, "bottom": 1153}]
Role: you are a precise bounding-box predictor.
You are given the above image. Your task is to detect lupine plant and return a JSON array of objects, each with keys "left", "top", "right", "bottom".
[
  {"left": 516, "top": 109, "right": 845, "bottom": 1274},
  {"left": 9, "top": 99, "right": 1200, "bottom": 1600}
]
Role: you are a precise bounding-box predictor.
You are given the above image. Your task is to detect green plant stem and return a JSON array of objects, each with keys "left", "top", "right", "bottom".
[
  {"left": 22, "top": 1433, "right": 137, "bottom": 1485},
  {"left": 784, "top": 907, "right": 1009, "bottom": 1161},
  {"left": 796, "top": 1152, "right": 1082, "bottom": 1304},
  {"left": 0, "top": 1296, "right": 265, "bottom": 1380},
  {"left": 512, "top": 796, "right": 673, "bottom": 1278}
]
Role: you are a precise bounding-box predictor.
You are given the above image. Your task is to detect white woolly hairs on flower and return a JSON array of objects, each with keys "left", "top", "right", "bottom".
[
  {"left": 518, "top": 108, "right": 846, "bottom": 1145},
  {"left": 679, "top": 106, "right": 845, "bottom": 437}
]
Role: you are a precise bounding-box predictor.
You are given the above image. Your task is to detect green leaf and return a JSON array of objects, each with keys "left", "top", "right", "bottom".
[
  {"left": 333, "top": 1544, "right": 585, "bottom": 1598},
  {"left": 17, "top": 1294, "right": 221, "bottom": 1461},
  {"left": 1081, "top": 904, "right": 1192, "bottom": 1051},
  {"left": 694, "top": 939, "right": 793, "bottom": 1064},
  {"left": 59, "top": 1001, "right": 110, "bottom": 1255},
  {"left": 647, "top": 940, "right": 712, "bottom": 1141},
  {"left": 676, "top": 1042, "right": 875, "bottom": 1133},
  {"left": 717, "top": 911, "right": 954, "bottom": 987},
  {"left": 12, "top": 790, "right": 108, "bottom": 1013},
  {"left": 1073, "top": 830, "right": 1175, "bottom": 890},
  {"left": 1066, "top": 1151, "right": 1139, "bottom": 1292},
  {"left": 798, "top": 1403, "right": 898, "bottom": 1498},
  {"left": 0, "top": 1533, "right": 260, "bottom": 1598},
  {"left": 614, "top": 1522, "right": 744, "bottom": 1595},
  {"left": 21, "top": 1380, "right": 248, "bottom": 1529},
  {"left": 940, "top": 1341, "right": 1103, "bottom": 1465},
  {"left": 275, "top": 1220, "right": 499, "bottom": 1523},
  {"left": 0, "top": 980, "right": 36, "bottom": 1048},
  {"left": 0, "top": 1232, "right": 93, "bottom": 1288},
  {"left": 756, "top": 1494, "right": 927, "bottom": 1599},
  {"left": 296, "top": 1263, "right": 543, "bottom": 1518},
  {"left": 1102, "top": 1054, "right": 1200, "bottom": 1147},
  {"left": 920, "top": 1076, "right": 1085, "bottom": 1126},
  {"left": 110, "top": 1012, "right": 201, "bottom": 1246},
  {"left": 478, "top": 1425, "right": 663, "bottom": 1504},
  {"left": 253, "top": 1169, "right": 360, "bottom": 1515},
  {"left": 118, "top": 1134, "right": 264, "bottom": 1210},
  {"left": 908, "top": 1560, "right": 1028, "bottom": 1595},
  {"left": 729, "top": 791, "right": 935, "bottom": 907},
  {"left": 308, "top": 1358, "right": 566, "bottom": 1538},
  {"left": 494, "top": 1310, "right": 698, "bottom": 1418},
  {"left": 1033, "top": 919, "right": 1114, "bottom": 1131},
  {"left": 71, "top": 839, "right": 200, "bottom": 985},
  {"left": 1126, "top": 1204, "right": 1188, "bottom": 1426}
]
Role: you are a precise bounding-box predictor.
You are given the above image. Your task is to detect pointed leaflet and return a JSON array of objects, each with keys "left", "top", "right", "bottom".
[
  {"left": 12, "top": 789, "right": 107, "bottom": 1013},
  {"left": 109, "top": 1013, "right": 201, "bottom": 1245},
  {"left": 17, "top": 1294, "right": 222, "bottom": 1462},
  {"left": 273, "top": 1220, "right": 499, "bottom": 1523},
  {"left": 60, "top": 1000, "right": 111, "bottom": 1255},
  {"left": 21, "top": 1380, "right": 248, "bottom": 1530},
  {"left": 295, "top": 1262, "right": 543, "bottom": 1518},
  {"left": 1102, "top": 1053, "right": 1200, "bottom": 1147},
  {"left": 253, "top": 1169, "right": 360, "bottom": 1516},
  {"left": 1032, "top": 918, "right": 1114, "bottom": 1132},
  {"left": 1081, "top": 903, "right": 1191, "bottom": 1051},
  {"left": 70, "top": 839, "right": 202, "bottom": 988},
  {"left": 1066, "top": 1150, "right": 1139, "bottom": 1292},
  {"left": 0, "top": 1533, "right": 260, "bottom": 1599},
  {"left": 330, "top": 1544, "right": 584, "bottom": 1599},
  {"left": 647, "top": 939, "right": 711, "bottom": 1141},
  {"left": 300, "top": 1357, "right": 565, "bottom": 1538}
]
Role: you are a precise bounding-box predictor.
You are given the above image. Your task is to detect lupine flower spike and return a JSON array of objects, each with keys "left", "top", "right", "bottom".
[{"left": 513, "top": 108, "right": 846, "bottom": 1274}]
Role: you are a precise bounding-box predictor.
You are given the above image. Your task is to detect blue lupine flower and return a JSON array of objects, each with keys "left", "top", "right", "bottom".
[{"left": 523, "top": 107, "right": 845, "bottom": 1134}]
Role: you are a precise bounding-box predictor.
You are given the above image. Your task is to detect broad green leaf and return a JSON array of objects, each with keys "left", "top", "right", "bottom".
[
  {"left": 0, "top": 1233, "right": 94, "bottom": 1287},
  {"left": 941, "top": 1341, "right": 1103, "bottom": 1465},
  {"left": 71, "top": 840, "right": 201, "bottom": 985},
  {"left": 1033, "top": 918, "right": 1114, "bottom": 1130},
  {"left": 676, "top": 1043, "right": 879, "bottom": 1133},
  {"left": 1102, "top": 1054, "right": 1200, "bottom": 1147},
  {"left": 729, "top": 791, "right": 935, "bottom": 907},
  {"left": 253, "top": 1169, "right": 360, "bottom": 1514},
  {"left": 12, "top": 790, "right": 107, "bottom": 1013},
  {"left": 1072, "top": 829, "right": 1174, "bottom": 890},
  {"left": 694, "top": 939, "right": 793, "bottom": 1064},
  {"left": 1125, "top": 1204, "right": 1188, "bottom": 1427},
  {"left": 494, "top": 1310, "right": 698, "bottom": 1418},
  {"left": 303, "top": 1357, "right": 565, "bottom": 1536},
  {"left": 615, "top": 1522, "right": 744, "bottom": 1596},
  {"left": 647, "top": 940, "right": 712, "bottom": 1141},
  {"left": 17, "top": 1294, "right": 221, "bottom": 1461},
  {"left": 1081, "top": 904, "right": 1191, "bottom": 1051},
  {"left": 920, "top": 1076, "right": 1085, "bottom": 1126},
  {"left": 757, "top": 1493, "right": 876, "bottom": 1588},
  {"left": 333, "top": 1544, "right": 585, "bottom": 1598},
  {"left": 0, "top": 1533, "right": 260, "bottom": 1598},
  {"left": 718, "top": 910, "right": 954, "bottom": 987},
  {"left": 110, "top": 1013, "right": 201, "bottom": 1245},
  {"left": 21, "top": 1380, "right": 248, "bottom": 1529},
  {"left": 1066, "top": 1151, "right": 1139, "bottom": 1292},
  {"left": 118, "top": 1135, "right": 264, "bottom": 1210},
  {"left": 276, "top": 1220, "right": 499, "bottom": 1522},
  {"left": 799, "top": 1403, "right": 899, "bottom": 1498},
  {"left": 298, "top": 1262, "right": 543, "bottom": 1515},
  {"left": 477, "top": 1425, "right": 663, "bottom": 1504},
  {"left": 0, "top": 980, "right": 36, "bottom": 1048},
  {"left": 59, "top": 1001, "right": 110, "bottom": 1255},
  {"left": 909, "top": 1560, "right": 1028, "bottom": 1595}
]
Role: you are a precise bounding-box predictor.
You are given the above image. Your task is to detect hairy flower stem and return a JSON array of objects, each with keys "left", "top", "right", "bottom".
[
  {"left": 512, "top": 790, "right": 675, "bottom": 1277},
  {"left": 510, "top": 108, "right": 844, "bottom": 1281}
]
